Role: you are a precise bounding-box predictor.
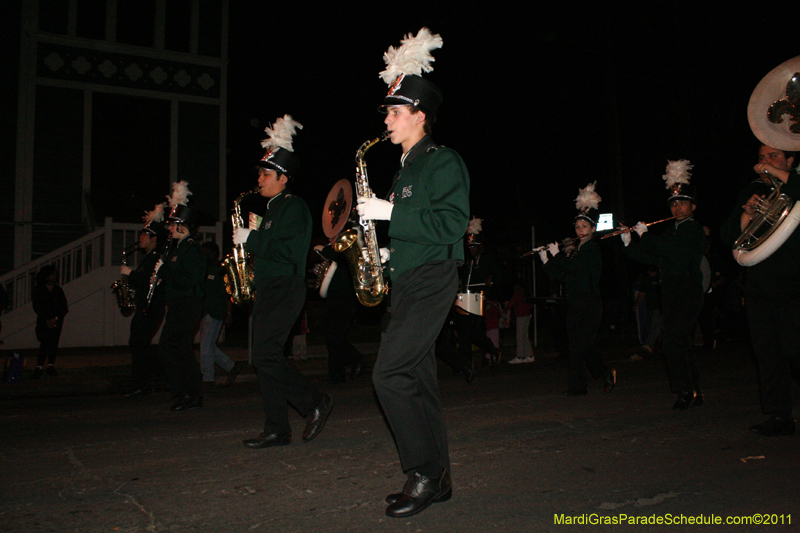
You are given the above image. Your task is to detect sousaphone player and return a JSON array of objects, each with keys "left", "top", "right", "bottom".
[{"left": 721, "top": 56, "right": 800, "bottom": 436}]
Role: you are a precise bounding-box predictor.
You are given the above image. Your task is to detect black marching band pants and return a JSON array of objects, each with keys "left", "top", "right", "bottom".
[
  {"left": 251, "top": 276, "right": 321, "bottom": 435},
  {"left": 129, "top": 299, "right": 165, "bottom": 390},
  {"left": 746, "top": 286, "right": 800, "bottom": 416},
  {"left": 660, "top": 284, "right": 703, "bottom": 394},
  {"left": 373, "top": 261, "right": 458, "bottom": 475},
  {"left": 566, "top": 295, "right": 607, "bottom": 391},
  {"left": 158, "top": 296, "right": 203, "bottom": 400}
]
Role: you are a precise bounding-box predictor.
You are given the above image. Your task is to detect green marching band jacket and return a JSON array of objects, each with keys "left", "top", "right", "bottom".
[
  {"left": 385, "top": 138, "right": 470, "bottom": 280},
  {"left": 623, "top": 218, "right": 706, "bottom": 294},
  {"left": 245, "top": 191, "right": 312, "bottom": 282},
  {"left": 160, "top": 235, "right": 206, "bottom": 302},
  {"left": 543, "top": 238, "right": 602, "bottom": 299}
]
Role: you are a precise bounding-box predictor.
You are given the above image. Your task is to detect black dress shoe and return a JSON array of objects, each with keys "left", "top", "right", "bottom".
[
  {"left": 302, "top": 394, "right": 333, "bottom": 442},
  {"left": 565, "top": 388, "right": 588, "bottom": 396},
  {"left": 672, "top": 390, "right": 696, "bottom": 410},
  {"left": 489, "top": 348, "right": 500, "bottom": 368},
  {"left": 242, "top": 432, "right": 292, "bottom": 449},
  {"left": 463, "top": 363, "right": 475, "bottom": 384},
  {"left": 603, "top": 368, "right": 617, "bottom": 393},
  {"left": 385, "top": 475, "right": 453, "bottom": 505},
  {"left": 350, "top": 361, "right": 367, "bottom": 380},
  {"left": 170, "top": 394, "right": 203, "bottom": 412},
  {"left": 221, "top": 361, "right": 245, "bottom": 388},
  {"left": 749, "top": 415, "right": 796, "bottom": 436},
  {"left": 385, "top": 469, "right": 452, "bottom": 518},
  {"left": 693, "top": 389, "right": 705, "bottom": 407}
]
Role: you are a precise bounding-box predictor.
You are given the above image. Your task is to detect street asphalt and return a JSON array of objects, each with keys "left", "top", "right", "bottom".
[{"left": 1, "top": 337, "right": 798, "bottom": 532}]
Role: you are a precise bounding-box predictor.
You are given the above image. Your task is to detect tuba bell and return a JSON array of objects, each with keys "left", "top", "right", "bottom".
[
  {"left": 736, "top": 56, "right": 800, "bottom": 266},
  {"left": 222, "top": 189, "right": 258, "bottom": 305}
]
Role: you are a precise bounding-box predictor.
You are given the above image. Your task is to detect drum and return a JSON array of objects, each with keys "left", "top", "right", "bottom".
[{"left": 454, "top": 291, "right": 483, "bottom": 316}]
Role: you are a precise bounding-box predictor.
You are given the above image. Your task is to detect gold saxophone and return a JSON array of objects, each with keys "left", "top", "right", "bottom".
[
  {"left": 111, "top": 244, "right": 136, "bottom": 317},
  {"left": 222, "top": 188, "right": 258, "bottom": 305},
  {"left": 333, "top": 132, "right": 390, "bottom": 307}
]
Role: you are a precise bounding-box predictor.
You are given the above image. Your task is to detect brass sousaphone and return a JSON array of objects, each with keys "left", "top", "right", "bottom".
[
  {"left": 315, "top": 179, "right": 353, "bottom": 297},
  {"left": 737, "top": 56, "right": 800, "bottom": 266}
]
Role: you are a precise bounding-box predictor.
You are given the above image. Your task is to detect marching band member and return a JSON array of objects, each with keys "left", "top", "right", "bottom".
[
  {"left": 156, "top": 182, "right": 207, "bottom": 412},
  {"left": 719, "top": 57, "right": 800, "bottom": 436},
  {"left": 619, "top": 161, "right": 705, "bottom": 410},
  {"left": 540, "top": 182, "right": 616, "bottom": 396},
  {"left": 356, "top": 28, "right": 469, "bottom": 517},
  {"left": 121, "top": 204, "right": 168, "bottom": 396},
  {"left": 233, "top": 115, "right": 332, "bottom": 449},
  {"left": 722, "top": 143, "right": 800, "bottom": 436}
]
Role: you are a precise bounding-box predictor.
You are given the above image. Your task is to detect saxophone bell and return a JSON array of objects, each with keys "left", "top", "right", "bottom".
[
  {"left": 330, "top": 133, "right": 390, "bottom": 307},
  {"left": 222, "top": 188, "right": 259, "bottom": 305},
  {"left": 111, "top": 245, "right": 136, "bottom": 317}
]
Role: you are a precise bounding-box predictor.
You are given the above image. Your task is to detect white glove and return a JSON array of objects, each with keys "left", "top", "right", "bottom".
[
  {"left": 620, "top": 231, "right": 631, "bottom": 247},
  {"left": 379, "top": 247, "right": 391, "bottom": 264},
  {"left": 356, "top": 197, "right": 394, "bottom": 221},
  {"left": 634, "top": 222, "right": 648, "bottom": 237},
  {"left": 313, "top": 244, "right": 324, "bottom": 252},
  {"left": 233, "top": 227, "right": 252, "bottom": 245},
  {"left": 547, "top": 242, "right": 560, "bottom": 256},
  {"left": 539, "top": 249, "right": 549, "bottom": 264},
  {"left": 120, "top": 265, "right": 132, "bottom": 276}
]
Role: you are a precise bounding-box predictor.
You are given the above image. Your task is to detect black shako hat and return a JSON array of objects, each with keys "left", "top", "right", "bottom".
[
  {"left": 381, "top": 74, "right": 443, "bottom": 119},
  {"left": 142, "top": 203, "right": 167, "bottom": 237},
  {"left": 165, "top": 181, "right": 195, "bottom": 225},
  {"left": 667, "top": 183, "right": 697, "bottom": 204},
  {"left": 662, "top": 160, "right": 696, "bottom": 204},
  {"left": 167, "top": 204, "right": 195, "bottom": 225},
  {"left": 258, "top": 146, "right": 300, "bottom": 178},
  {"left": 257, "top": 115, "right": 303, "bottom": 178},
  {"left": 378, "top": 28, "right": 444, "bottom": 120},
  {"left": 574, "top": 182, "right": 601, "bottom": 226}
]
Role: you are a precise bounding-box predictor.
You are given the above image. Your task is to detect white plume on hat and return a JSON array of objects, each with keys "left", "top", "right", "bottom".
[
  {"left": 575, "top": 181, "right": 602, "bottom": 213},
  {"left": 467, "top": 216, "right": 483, "bottom": 235},
  {"left": 662, "top": 159, "right": 693, "bottom": 189},
  {"left": 379, "top": 27, "right": 443, "bottom": 85},
  {"left": 167, "top": 180, "right": 192, "bottom": 208},
  {"left": 261, "top": 115, "right": 303, "bottom": 152},
  {"left": 143, "top": 202, "right": 166, "bottom": 224}
]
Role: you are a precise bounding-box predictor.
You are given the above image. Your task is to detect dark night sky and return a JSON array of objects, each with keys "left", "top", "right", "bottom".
[
  {"left": 225, "top": 1, "right": 799, "bottom": 249},
  {"left": 3, "top": 2, "right": 797, "bottom": 259}
]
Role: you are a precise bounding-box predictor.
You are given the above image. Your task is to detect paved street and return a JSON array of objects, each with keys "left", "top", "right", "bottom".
[{"left": 2, "top": 339, "right": 798, "bottom": 532}]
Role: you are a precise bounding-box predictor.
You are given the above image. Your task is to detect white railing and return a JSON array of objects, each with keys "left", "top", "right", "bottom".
[{"left": 0, "top": 217, "right": 223, "bottom": 313}]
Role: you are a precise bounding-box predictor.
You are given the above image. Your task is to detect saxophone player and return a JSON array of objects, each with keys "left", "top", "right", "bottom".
[
  {"left": 356, "top": 28, "right": 470, "bottom": 518},
  {"left": 121, "top": 204, "right": 167, "bottom": 397},
  {"left": 232, "top": 115, "right": 333, "bottom": 449}
]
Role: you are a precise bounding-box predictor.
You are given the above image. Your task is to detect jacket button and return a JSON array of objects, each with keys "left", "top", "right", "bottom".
[
  {"left": 390, "top": 267, "right": 394, "bottom": 272},
  {"left": 390, "top": 248, "right": 395, "bottom": 253}
]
